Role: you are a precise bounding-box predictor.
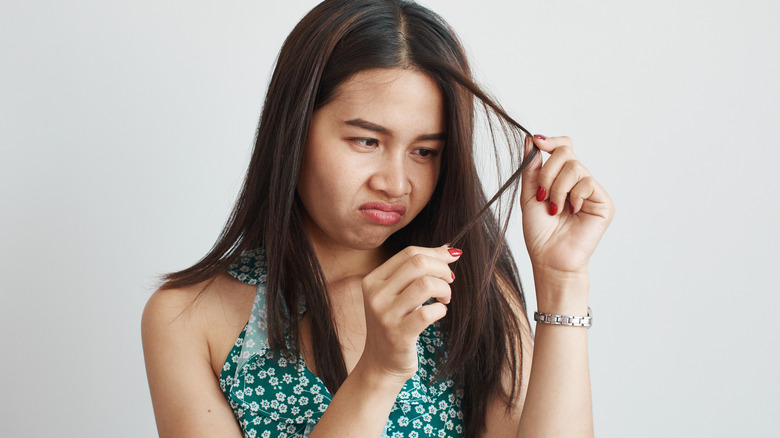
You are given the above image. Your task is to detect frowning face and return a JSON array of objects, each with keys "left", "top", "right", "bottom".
[{"left": 297, "top": 68, "right": 445, "bottom": 252}]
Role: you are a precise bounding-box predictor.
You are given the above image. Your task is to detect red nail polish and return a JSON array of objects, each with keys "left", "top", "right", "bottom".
[
  {"left": 549, "top": 202, "right": 558, "bottom": 215},
  {"left": 569, "top": 204, "right": 574, "bottom": 214},
  {"left": 448, "top": 248, "right": 463, "bottom": 257},
  {"left": 536, "top": 186, "right": 546, "bottom": 202},
  {"left": 533, "top": 134, "right": 547, "bottom": 140},
  {"left": 451, "top": 271, "right": 456, "bottom": 280}
]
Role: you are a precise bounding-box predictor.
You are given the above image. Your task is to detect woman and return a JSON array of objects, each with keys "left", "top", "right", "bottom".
[{"left": 142, "top": 0, "right": 614, "bottom": 437}]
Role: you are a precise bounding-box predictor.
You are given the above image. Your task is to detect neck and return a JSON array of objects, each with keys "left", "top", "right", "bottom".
[{"left": 310, "top": 240, "right": 389, "bottom": 284}]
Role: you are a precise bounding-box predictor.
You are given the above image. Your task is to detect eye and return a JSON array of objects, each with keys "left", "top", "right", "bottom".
[
  {"left": 414, "top": 148, "right": 439, "bottom": 158},
  {"left": 349, "top": 138, "right": 379, "bottom": 148}
]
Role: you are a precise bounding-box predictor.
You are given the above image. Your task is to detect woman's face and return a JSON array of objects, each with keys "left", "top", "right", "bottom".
[{"left": 297, "top": 68, "right": 445, "bottom": 252}]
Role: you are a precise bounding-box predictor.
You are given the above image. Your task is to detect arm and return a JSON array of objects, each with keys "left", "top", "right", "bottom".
[
  {"left": 142, "top": 287, "right": 245, "bottom": 438},
  {"left": 516, "top": 272, "right": 593, "bottom": 437},
  {"left": 485, "top": 134, "right": 613, "bottom": 437}
]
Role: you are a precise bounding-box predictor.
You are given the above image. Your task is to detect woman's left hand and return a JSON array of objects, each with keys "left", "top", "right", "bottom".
[{"left": 521, "top": 135, "right": 615, "bottom": 278}]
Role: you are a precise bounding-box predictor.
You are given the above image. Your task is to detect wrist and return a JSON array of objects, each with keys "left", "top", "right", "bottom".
[
  {"left": 533, "top": 266, "right": 590, "bottom": 315},
  {"left": 351, "top": 358, "right": 410, "bottom": 395}
]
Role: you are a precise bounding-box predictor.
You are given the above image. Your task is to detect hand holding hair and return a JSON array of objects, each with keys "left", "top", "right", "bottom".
[
  {"left": 358, "top": 245, "right": 459, "bottom": 385},
  {"left": 521, "top": 134, "right": 615, "bottom": 277}
]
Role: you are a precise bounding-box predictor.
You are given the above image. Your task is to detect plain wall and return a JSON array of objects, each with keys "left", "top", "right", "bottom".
[{"left": 1, "top": 0, "right": 778, "bottom": 436}]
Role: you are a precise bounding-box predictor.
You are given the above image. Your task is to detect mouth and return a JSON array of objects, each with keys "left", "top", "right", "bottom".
[{"left": 358, "top": 202, "right": 407, "bottom": 226}]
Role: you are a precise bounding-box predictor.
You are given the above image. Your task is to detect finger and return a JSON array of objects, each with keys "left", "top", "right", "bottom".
[
  {"left": 535, "top": 146, "right": 576, "bottom": 203},
  {"left": 367, "top": 245, "right": 460, "bottom": 284},
  {"left": 403, "top": 302, "right": 448, "bottom": 335},
  {"left": 377, "top": 253, "right": 455, "bottom": 301},
  {"left": 531, "top": 134, "right": 574, "bottom": 155},
  {"left": 394, "top": 276, "right": 452, "bottom": 318},
  {"left": 547, "top": 159, "right": 590, "bottom": 216},
  {"left": 569, "top": 176, "right": 615, "bottom": 219},
  {"left": 521, "top": 134, "right": 544, "bottom": 204}
]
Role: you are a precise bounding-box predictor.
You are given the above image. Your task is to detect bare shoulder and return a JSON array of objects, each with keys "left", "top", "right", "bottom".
[
  {"left": 141, "top": 273, "right": 256, "bottom": 438},
  {"left": 142, "top": 274, "right": 256, "bottom": 338},
  {"left": 142, "top": 273, "right": 257, "bottom": 372}
]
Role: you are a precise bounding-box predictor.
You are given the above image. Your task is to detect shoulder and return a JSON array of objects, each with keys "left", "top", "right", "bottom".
[
  {"left": 142, "top": 274, "right": 257, "bottom": 437},
  {"left": 142, "top": 273, "right": 257, "bottom": 362}
]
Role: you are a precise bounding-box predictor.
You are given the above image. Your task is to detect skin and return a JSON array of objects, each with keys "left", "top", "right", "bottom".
[{"left": 142, "top": 68, "right": 614, "bottom": 437}]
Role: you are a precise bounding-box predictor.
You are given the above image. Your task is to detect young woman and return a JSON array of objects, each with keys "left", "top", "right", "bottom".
[{"left": 142, "top": 1, "right": 614, "bottom": 437}]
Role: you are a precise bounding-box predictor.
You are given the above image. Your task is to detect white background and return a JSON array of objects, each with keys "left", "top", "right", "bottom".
[{"left": 2, "top": 0, "right": 778, "bottom": 436}]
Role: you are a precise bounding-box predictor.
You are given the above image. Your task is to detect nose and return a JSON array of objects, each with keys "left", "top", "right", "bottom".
[{"left": 368, "top": 153, "right": 411, "bottom": 199}]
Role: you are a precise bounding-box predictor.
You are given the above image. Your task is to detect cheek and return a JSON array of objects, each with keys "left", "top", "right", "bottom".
[
  {"left": 302, "top": 156, "right": 363, "bottom": 208},
  {"left": 413, "top": 164, "right": 441, "bottom": 204}
]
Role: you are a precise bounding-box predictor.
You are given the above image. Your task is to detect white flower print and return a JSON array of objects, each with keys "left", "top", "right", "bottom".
[{"left": 223, "top": 249, "right": 464, "bottom": 437}]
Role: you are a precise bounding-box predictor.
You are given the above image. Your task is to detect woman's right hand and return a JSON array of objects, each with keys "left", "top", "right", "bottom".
[{"left": 357, "top": 245, "right": 460, "bottom": 385}]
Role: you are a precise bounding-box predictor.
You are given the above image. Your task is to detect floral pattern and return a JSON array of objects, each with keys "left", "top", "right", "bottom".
[{"left": 220, "top": 249, "right": 465, "bottom": 437}]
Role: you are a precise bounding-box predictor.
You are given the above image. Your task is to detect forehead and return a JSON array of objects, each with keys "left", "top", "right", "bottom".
[{"left": 322, "top": 68, "right": 446, "bottom": 132}]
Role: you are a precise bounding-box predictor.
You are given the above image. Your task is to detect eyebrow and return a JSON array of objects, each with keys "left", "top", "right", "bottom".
[{"left": 344, "top": 119, "right": 446, "bottom": 142}]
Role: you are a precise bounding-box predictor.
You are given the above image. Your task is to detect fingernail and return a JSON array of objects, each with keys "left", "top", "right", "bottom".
[
  {"left": 451, "top": 271, "right": 456, "bottom": 280},
  {"left": 569, "top": 204, "right": 574, "bottom": 214},
  {"left": 533, "top": 134, "right": 547, "bottom": 140},
  {"left": 448, "top": 248, "right": 463, "bottom": 257},
  {"left": 536, "top": 186, "right": 546, "bottom": 202},
  {"left": 549, "top": 202, "right": 558, "bottom": 215}
]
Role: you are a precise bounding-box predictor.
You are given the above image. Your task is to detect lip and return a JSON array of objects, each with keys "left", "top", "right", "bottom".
[{"left": 359, "top": 202, "right": 407, "bottom": 225}]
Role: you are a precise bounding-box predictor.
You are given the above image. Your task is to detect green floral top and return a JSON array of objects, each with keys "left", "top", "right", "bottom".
[{"left": 220, "top": 249, "right": 465, "bottom": 438}]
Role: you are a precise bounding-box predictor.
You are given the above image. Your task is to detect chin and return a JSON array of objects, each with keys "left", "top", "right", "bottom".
[{"left": 350, "top": 236, "right": 389, "bottom": 251}]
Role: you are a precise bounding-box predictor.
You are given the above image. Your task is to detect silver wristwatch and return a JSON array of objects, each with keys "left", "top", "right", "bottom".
[{"left": 534, "top": 307, "right": 592, "bottom": 329}]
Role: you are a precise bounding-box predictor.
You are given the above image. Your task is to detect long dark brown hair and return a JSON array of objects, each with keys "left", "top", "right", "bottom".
[{"left": 160, "top": 0, "right": 539, "bottom": 435}]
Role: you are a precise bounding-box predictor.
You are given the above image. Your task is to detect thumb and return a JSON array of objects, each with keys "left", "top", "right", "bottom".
[{"left": 520, "top": 134, "right": 543, "bottom": 204}]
